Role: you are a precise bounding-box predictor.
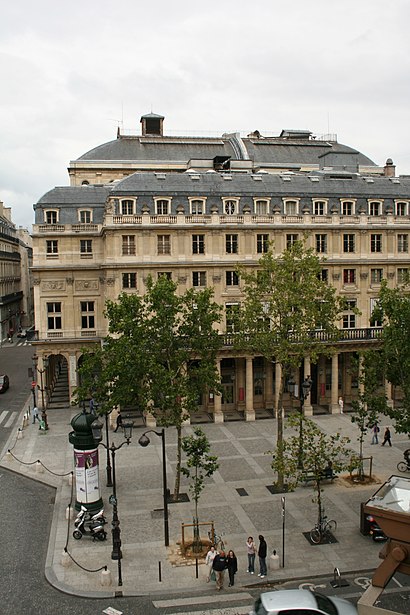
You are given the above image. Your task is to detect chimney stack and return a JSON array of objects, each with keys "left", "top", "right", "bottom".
[{"left": 384, "top": 158, "right": 396, "bottom": 177}]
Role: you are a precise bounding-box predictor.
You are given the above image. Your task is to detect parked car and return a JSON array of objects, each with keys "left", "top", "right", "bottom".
[
  {"left": 0, "top": 374, "right": 10, "bottom": 393},
  {"left": 249, "top": 590, "right": 357, "bottom": 615}
]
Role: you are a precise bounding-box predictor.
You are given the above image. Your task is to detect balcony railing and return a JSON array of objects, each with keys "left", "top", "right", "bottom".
[{"left": 223, "top": 327, "right": 383, "bottom": 347}]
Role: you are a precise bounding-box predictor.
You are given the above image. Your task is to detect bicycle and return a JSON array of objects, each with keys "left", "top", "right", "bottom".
[
  {"left": 309, "top": 515, "right": 337, "bottom": 544},
  {"left": 208, "top": 529, "right": 225, "bottom": 551},
  {"left": 397, "top": 460, "right": 410, "bottom": 473}
]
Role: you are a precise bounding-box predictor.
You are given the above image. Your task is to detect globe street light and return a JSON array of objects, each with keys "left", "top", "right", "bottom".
[
  {"left": 138, "top": 429, "right": 169, "bottom": 547},
  {"left": 91, "top": 416, "right": 134, "bottom": 587}
]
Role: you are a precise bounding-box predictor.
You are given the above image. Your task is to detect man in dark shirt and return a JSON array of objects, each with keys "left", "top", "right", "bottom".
[
  {"left": 258, "top": 535, "right": 267, "bottom": 578},
  {"left": 212, "top": 550, "right": 228, "bottom": 590}
]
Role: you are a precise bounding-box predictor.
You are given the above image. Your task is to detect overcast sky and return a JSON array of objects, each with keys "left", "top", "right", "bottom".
[{"left": 1, "top": 0, "right": 409, "bottom": 229}]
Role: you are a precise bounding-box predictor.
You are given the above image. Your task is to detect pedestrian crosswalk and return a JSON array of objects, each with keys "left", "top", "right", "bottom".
[
  {"left": 152, "top": 591, "right": 252, "bottom": 614},
  {"left": 0, "top": 410, "right": 16, "bottom": 428}
]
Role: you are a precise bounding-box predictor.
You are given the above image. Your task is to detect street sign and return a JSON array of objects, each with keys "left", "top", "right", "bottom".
[{"left": 31, "top": 381, "right": 37, "bottom": 388}]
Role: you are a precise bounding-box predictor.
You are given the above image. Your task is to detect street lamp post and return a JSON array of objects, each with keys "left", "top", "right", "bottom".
[
  {"left": 32, "top": 354, "right": 49, "bottom": 430},
  {"left": 138, "top": 429, "right": 169, "bottom": 547},
  {"left": 288, "top": 374, "right": 312, "bottom": 470},
  {"left": 91, "top": 416, "right": 133, "bottom": 587}
]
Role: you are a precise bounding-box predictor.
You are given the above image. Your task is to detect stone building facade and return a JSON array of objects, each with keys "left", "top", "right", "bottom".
[{"left": 31, "top": 113, "right": 410, "bottom": 419}]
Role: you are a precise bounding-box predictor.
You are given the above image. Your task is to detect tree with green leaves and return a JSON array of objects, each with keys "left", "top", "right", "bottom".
[
  {"left": 350, "top": 352, "right": 387, "bottom": 479},
  {"left": 181, "top": 427, "right": 219, "bottom": 551},
  {"left": 235, "top": 239, "right": 345, "bottom": 489},
  {"left": 76, "top": 275, "right": 222, "bottom": 499},
  {"left": 371, "top": 280, "right": 410, "bottom": 436},
  {"left": 271, "top": 415, "right": 356, "bottom": 523}
]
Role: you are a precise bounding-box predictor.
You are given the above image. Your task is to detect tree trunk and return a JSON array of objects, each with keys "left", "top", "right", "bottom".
[
  {"left": 316, "top": 480, "right": 322, "bottom": 523},
  {"left": 275, "top": 369, "right": 286, "bottom": 490},
  {"left": 173, "top": 424, "right": 182, "bottom": 500}
]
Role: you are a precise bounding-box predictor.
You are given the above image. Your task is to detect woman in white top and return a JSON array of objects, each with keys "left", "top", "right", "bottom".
[
  {"left": 246, "top": 536, "right": 256, "bottom": 574},
  {"left": 205, "top": 545, "right": 217, "bottom": 582}
]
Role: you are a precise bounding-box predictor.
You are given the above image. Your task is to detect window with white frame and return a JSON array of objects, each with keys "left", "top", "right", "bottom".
[
  {"left": 371, "top": 268, "right": 383, "bottom": 284},
  {"left": 396, "top": 201, "right": 408, "bottom": 216},
  {"left": 190, "top": 199, "right": 205, "bottom": 215},
  {"left": 79, "top": 210, "right": 92, "bottom": 224},
  {"left": 226, "top": 234, "right": 238, "bottom": 254},
  {"left": 157, "top": 272, "right": 172, "bottom": 280},
  {"left": 257, "top": 234, "right": 269, "bottom": 254},
  {"left": 223, "top": 199, "right": 238, "bottom": 215},
  {"left": 81, "top": 301, "right": 95, "bottom": 329},
  {"left": 343, "top": 234, "right": 355, "bottom": 253},
  {"left": 80, "top": 239, "right": 92, "bottom": 255},
  {"left": 45, "top": 210, "right": 58, "bottom": 224},
  {"left": 46, "top": 240, "right": 58, "bottom": 255},
  {"left": 313, "top": 200, "right": 326, "bottom": 215},
  {"left": 342, "top": 299, "right": 356, "bottom": 329},
  {"left": 226, "top": 271, "right": 239, "bottom": 286},
  {"left": 122, "top": 273, "right": 137, "bottom": 289},
  {"left": 47, "top": 302, "right": 62, "bottom": 330},
  {"left": 192, "top": 234, "right": 205, "bottom": 254},
  {"left": 370, "top": 297, "right": 382, "bottom": 327},
  {"left": 341, "top": 201, "right": 354, "bottom": 216},
  {"left": 122, "top": 235, "right": 136, "bottom": 256},
  {"left": 286, "top": 234, "right": 298, "bottom": 249},
  {"left": 120, "top": 200, "right": 134, "bottom": 215},
  {"left": 398, "top": 268, "right": 409, "bottom": 284},
  {"left": 369, "top": 201, "right": 381, "bottom": 216},
  {"left": 315, "top": 234, "right": 327, "bottom": 253},
  {"left": 398, "top": 233, "right": 408, "bottom": 253},
  {"left": 318, "top": 269, "right": 328, "bottom": 282},
  {"left": 192, "top": 271, "right": 206, "bottom": 287},
  {"left": 155, "top": 199, "right": 170, "bottom": 215},
  {"left": 225, "top": 303, "right": 240, "bottom": 333},
  {"left": 157, "top": 234, "right": 171, "bottom": 255},
  {"left": 370, "top": 234, "right": 382, "bottom": 253},
  {"left": 343, "top": 269, "right": 356, "bottom": 284},
  {"left": 254, "top": 199, "right": 269, "bottom": 215},
  {"left": 284, "top": 200, "right": 298, "bottom": 215}
]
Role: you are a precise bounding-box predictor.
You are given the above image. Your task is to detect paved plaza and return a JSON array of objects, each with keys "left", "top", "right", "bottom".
[{"left": 1, "top": 399, "right": 408, "bottom": 597}]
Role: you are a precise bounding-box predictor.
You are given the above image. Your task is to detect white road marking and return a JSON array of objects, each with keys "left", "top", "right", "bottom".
[
  {"left": 153, "top": 592, "right": 252, "bottom": 608},
  {"left": 0, "top": 410, "right": 8, "bottom": 425},
  {"left": 4, "top": 414, "right": 15, "bottom": 428}
]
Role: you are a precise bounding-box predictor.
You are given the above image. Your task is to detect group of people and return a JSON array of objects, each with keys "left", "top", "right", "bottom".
[
  {"left": 205, "top": 535, "right": 268, "bottom": 590},
  {"left": 370, "top": 422, "right": 392, "bottom": 447}
]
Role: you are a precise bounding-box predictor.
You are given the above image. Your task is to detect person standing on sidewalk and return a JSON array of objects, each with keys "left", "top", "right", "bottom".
[
  {"left": 338, "top": 396, "right": 344, "bottom": 414},
  {"left": 371, "top": 422, "right": 380, "bottom": 445},
  {"left": 246, "top": 536, "right": 256, "bottom": 574},
  {"left": 205, "top": 545, "right": 217, "bottom": 583},
  {"left": 258, "top": 535, "right": 267, "bottom": 578},
  {"left": 114, "top": 410, "right": 123, "bottom": 433},
  {"left": 381, "top": 427, "right": 392, "bottom": 447},
  {"left": 31, "top": 406, "right": 39, "bottom": 424},
  {"left": 212, "top": 550, "right": 228, "bottom": 590},
  {"left": 227, "top": 550, "right": 238, "bottom": 587}
]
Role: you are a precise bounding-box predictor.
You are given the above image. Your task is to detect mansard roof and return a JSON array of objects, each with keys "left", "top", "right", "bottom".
[{"left": 35, "top": 185, "right": 112, "bottom": 207}]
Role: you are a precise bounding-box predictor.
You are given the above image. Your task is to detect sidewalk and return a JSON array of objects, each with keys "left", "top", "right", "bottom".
[{"left": 1, "top": 400, "right": 407, "bottom": 597}]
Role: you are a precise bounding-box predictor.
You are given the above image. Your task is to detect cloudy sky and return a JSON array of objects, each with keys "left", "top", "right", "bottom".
[{"left": 1, "top": 0, "right": 409, "bottom": 229}]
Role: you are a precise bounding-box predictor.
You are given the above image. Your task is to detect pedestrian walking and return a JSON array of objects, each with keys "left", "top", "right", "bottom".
[
  {"left": 114, "top": 410, "right": 123, "bottom": 432},
  {"left": 31, "top": 405, "right": 39, "bottom": 424},
  {"left": 371, "top": 422, "right": 380, "bottom": 445},
  {"left": 227, "top": 550, "right": 238, "bottom": 587},
  {"left": 381, "top": 427, "right": 392, "bottom": 447},
  {"left": 205, "top": 545, "right": 217, "bottom": 583},
  {"left": 246, "top": 536, "right": 256, "bottom": 574},
  {"left": 258, "top": 535, "right": 267, "bottom": 579},
  {"left": 212, "top": 550, "right": 228, "bottom": 590},
  {"left": 338, "top": 396, "right": 344, "bottom": 414}
]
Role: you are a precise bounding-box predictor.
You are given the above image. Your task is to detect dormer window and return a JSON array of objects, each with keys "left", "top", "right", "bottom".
[
  {"left": 396, "top": 201, "right": 409, "bottom": 216},
  {"left": 190, "top": 198, "right": 206, "bottom": 215},
  {"left": 223, "top": 199, "right": 238, "bottom": 215},
  {"left": 254, "top": 199, "right": 270, "bottom": 215},
  {"left": 369, "top": 201, "right": 382, "bottom": 216},
  {"left": 341, "top": 200, "right": 355, "bottom": 216},
  {"left": 45, "top": 210, "right": 58, "bottom": 224},
  {"left": 79, "top": 210, "right": 92, "bottom": 224},
  {"left": 283, "top": 199, "right": 299, "bottom": 215},
  {"left": 313, "top": 200, "right": 327, "bottom": 215},
  {"left": 120, "top": 199, "right": 135, "bottom": 215},
  {"left": 155, "top": 198, "right": 171, "bottom": 215}
]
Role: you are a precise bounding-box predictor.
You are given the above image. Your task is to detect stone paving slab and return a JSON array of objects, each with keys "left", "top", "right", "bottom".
[{"left": 1, "top": 399, "right": 407, "bottom": 596}]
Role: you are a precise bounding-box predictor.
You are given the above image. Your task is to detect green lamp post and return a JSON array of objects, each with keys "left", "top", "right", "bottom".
[{"left": 69, "top": 407, "right": 103, "bottom": 513}]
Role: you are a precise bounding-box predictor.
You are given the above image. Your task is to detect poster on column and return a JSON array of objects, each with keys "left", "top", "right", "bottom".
[{"left": 74, "top": 448, "right": 100, "bottom": 503}]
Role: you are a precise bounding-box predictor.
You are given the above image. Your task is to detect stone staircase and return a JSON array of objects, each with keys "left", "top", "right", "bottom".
[{"left": 47, "top": 362, "right": 70, "bottom": 409}]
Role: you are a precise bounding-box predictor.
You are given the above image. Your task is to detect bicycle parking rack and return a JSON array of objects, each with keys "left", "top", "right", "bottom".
[{"left": 330, "top": 566, "right": 350, "bottom": 588}]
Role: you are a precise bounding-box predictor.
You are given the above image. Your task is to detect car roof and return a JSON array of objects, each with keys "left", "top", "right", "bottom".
[{"left": 261, "top": 590, "right": 318, "bottom": 611}]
